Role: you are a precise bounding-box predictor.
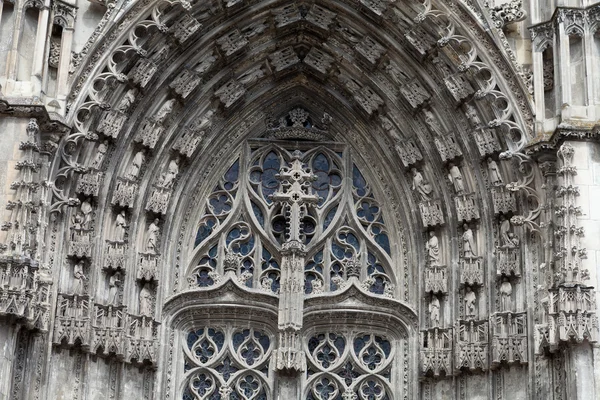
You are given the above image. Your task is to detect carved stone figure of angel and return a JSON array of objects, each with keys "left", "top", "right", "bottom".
[
  {"left": 159, "top": 158, "right": 180, "bottom": 189},
  {"left": 429, "top": 295, "right": 440, "bottom": 326},
  {"left": 114, "top": 211, "right": 127, "bottom": 242},
  {"left": 73, "top": 260, "right": 87, "bottom": 295},
  {"left": 500, "top": 277, "right": 512, "bottom": 311},
  {"left": 195, "top": 110, "right": 214, "bottom": 133},
  {"left": 80, "top": 198, "right": 93, "bottom": 230},
  {"left": 380, "top": 115, "right": 401, "bottom": 141},
  {"left": 116, "top": 88, "right": 137, "bottom": 112},
  {"left": 194, "top": 53, "right": 217, "bottom": 74},
  {"left": 411, "top": 168, "right": 433, "bottom": 202},
  {"left": 423, "top": 109, "right": 444, "bottom": 136},
  {"left": 90, "top": 140, "right": 108, "bottom": 169},
  {"left": 154, "top": 98, "right": 176, "bottom": 124},
  {"left": 139, "top": 283, "right": 153, "bottom": 316},
  {"left": 146, "top": 218, "right": 160, "bottom": 254},
  {"left": 487, "top": 157, "right": 503, "bottom": 186},
  {"left": 464, "top": 286, "right": 477, "bottom": 318},
  {"left": 426, "top": 231, "right": 441, "bottom": 266},
  {"left": 108, "top": 272, "right": 122, "bottom": 304},
  {"left": 462, "top": 224, "right": 477, "bottom": 259},
  {"left": 71, "top": 212, "right": 84, "bottom": 239},
  {"left": 126, "top": 150, "right": 145, "bottom": 180},
  {"left": 385, "top": 61, "right": 406, "bottom": 86},
  {"left": 261, "top": 276, "right": 273, "bottom": 292},
  {"left": 239, "top": 65, "right": 265, "bottom": 86},
  {"left": 447, "top": 163, "right": 465, "bottom": 194}
]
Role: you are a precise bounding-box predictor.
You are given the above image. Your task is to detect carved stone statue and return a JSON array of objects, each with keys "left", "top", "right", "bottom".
[
  {"left": 500, "top": 277, "right": 513, "bottom": 311},
  {"left": 464, "top": 286, "right": 477, "bottom": 318},
  {"left": 146, "top": 218, "right": 160, "bottom": 254},
  {"left": 464, "top": 104, "right": 482, "bottom": 128},
  {"left": 114, "top": 210, "right": 127, "bottom": 242},
  {"left": 154, "top": 98, "right": 176, "bottom": 124},
  {"left": 385, "top": 60, "right": 406, "bottom": 86},
  {"left": 126, "top": 150, "right": 145, "bottom": 180},
  {"left": 71, "top": 212, "right": 84, "bottom": 239},
  {"left": 238, "top": 65, "right": 265, "bottom": 86},
  {"left": 447, "top": 163, "right": 465, "bottom": 194},
  {"left": 499, "top": 216, "right": 516, "bottom": 248},
  {"left": 108, "top": 271, "right": 122, "bottom": 303},
  {"left": 311, "top": 278, "right": 324, "bottom": 294},
  {"left": 380, "top": 115, "right": 401, "bottom": 141},
  {"left": 429, "top": 295, "right": 440, "bottom": 326},
  {"left": 90, "top": 140, "right": 108, "bottom": 169},
  {"left": 80, "top": 198, "right": 93, "bottom": 230},
  {"left": 462, "top": 224, "right": 477, "bottom": 259},
  {"left": 116, "top": 88, "right": 138, "bottom": 112},
  {"left": 159, "top": 158, "right": 179, "bottom": 189},
  {"left": 426, "top": 231, "right": 441, "bottom": 266},
  {"left": 73, "top": 260, "right": 87, "bottom": 295},
  {"left": 411, "top": 168, "right": 433, "bottom": 201},
  {"left": 195, "top": 110, "right": 214, "bottom": 132},
  {"left": 423, "top": 109, "right": 444, "bottom": 136},
  {"left": 139, "top": 283, "right": 153, "bottom": 316},
  {"left": 487, "top": 157, "right": 503, "bottom": 186}
]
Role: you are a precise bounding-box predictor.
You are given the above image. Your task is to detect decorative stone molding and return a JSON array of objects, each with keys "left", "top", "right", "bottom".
[
  {"left": 460, "top": 258, "right": 484, "bottom": 286},
  {"left": 103, "top": 241, "right": 127, "bottom": 272},
  {"left": 419, "top": 200, "right": 445, "bottom": 228},
  {"left": 454, "top": 194, "right": 480, "bottom": 222},
  {"left": 455, "top": 320, "right": 489, "bottom": 372},
  {"left": 488, "top": 1, "right": 527, "bottom": 29},
  {"left": 425, "top": 265, "right": 447, "bottom": 294},
  {"left": 420, "top": 328, "right": 452, "bottom": 377},
  {"left": 490, "top": 311, "right": 528, "bottom": 367},
  {"left": 111, "top": 178, "right": 139, "bottom": 208}
]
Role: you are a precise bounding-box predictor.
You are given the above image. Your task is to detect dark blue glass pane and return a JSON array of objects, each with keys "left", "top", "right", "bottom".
[
  {"left": 195, "top": 218, "right": 216, "bottom": 247},
  {"left": 353, "top": 165, "right": 367, "bottom": 196},
  {"left": 209, "top": 194, "right": 231, "bottom": 215},
  {"left": 313, "top": 153, "right": 330, "bottom": 171},
  {"left": 331, "top": 243, "right": 345, "bottom": 259},
  {"left": 263, "top": 152, "right": 280, "bottom": 170},
  {"left": 376, "top": 336, "right": 391, "bottom": 357},
  {"left": 251, "top": 202, "right": 264, "bottom": 226},
  {"left": 324, "top": 206, "right": 337, "bottom": 230},
  {"left": 197, "top": 269, "right": 214, "bottom": 287},
  {"left": 376, "top": 233, "right": 391, "bottom": 255},
  {"left": 224, "top": 160, "right": 240, "bottom": 189}
]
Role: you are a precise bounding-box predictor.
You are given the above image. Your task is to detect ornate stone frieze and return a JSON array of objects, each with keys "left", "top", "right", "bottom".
[
  {"left": 0, "top": 258, "right": 51, "bottom": 331},
  {"left": 216, "top": 29, "right": 248, "bottom": 57},
  {"left": 425, "top": 265, "right": 447, "bottom": 294},
  {"left": 354, "top": 86, "right": 384, "bottom": 114},
  {"left": 215, "top": 79, "right": 246, "bottom": 108},
  {"left": 272, "top": 3, "right": 302, "bottom": 28},
  {"left": 137, "top": 253, "right": 159, "bottom": 281},
  {"left": 145, "top": 186, "right": 172, "bottom": 215},
  {"left": 454, "top": 194, "right": 480, "bottom": 222},
  {"left": 419, "top": 200, "right": 445, "bottom": 228},
  {"left": 399, "top": 79, "right": 430, "bottom": 109},
  {"left": 97, "top": 110, "right": 127, "bottom": 139},
  {"left": 76, "top": 171, "right": 103, "bottom": 197},
  {"left": 420, "top": 328, "right": 452, "bottom": 377},
  {"left": 405, "top": 25, "right": 436, "bottom": 57},
  {"left": 170, "top": 69, "right": 202, "bottom": 99},
  {"left": 53, "top": 294, "right": 159, "bottom": 364},
  {"left": 170, "top": 14, "right": 202, "bottom": 43},
  {"left": 111, "top": 178, "right": 139, "bottom": 208},
  {"left": 491, "top": 187, "right": 517, "bottom": 215},
  {"left": 304, "top": 47, "right": 334, "bottom": 75},
  {"left": 434, "top": 136, "right": 462, "bottom": 162},
  {"left": 104, "top": 241, "right": 127, "bottom": 271},
  {"left": 396, "top": 140, "right": 423, "bottom": 168},
  {"left": 474, "top": 128, "right": 501, "bottom": 157},
  {"left": 268, "top": 47, "right": 300, "bottom": 72},
  {"left": 134, "top": 119, "right": 165, "bottom": 149},
  {"left": 305, "top": 4, "right": 337, "bottom": 30},
  {"left": 455, "top": 320, "right": 489, "bottom": 372},
  {"left": 490, "top": 311, "right": 528, "bottom": 367},
  {"left": 356, "top": 36, "right": 386, "bottom": 66}
]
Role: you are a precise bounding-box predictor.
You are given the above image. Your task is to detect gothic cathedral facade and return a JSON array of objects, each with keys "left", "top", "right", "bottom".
[{"left": 0, "top": 0, "right": 599, "bottom": 399}]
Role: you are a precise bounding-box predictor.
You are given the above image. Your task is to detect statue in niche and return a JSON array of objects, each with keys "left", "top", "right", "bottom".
[
  {"left": 126, "top": 149, "right": 146, "bottom": 180},
  {"left": 499, "top": 216, "right": 520, "bottom": 248},
  {"left": 312, "top": 278, "right": 324, "bottom": 294},
  {"left": 80, "top": 198, "right": 93, "bottom": 230},
  {"left": 73, "top": 260, "right": 87, "bottom": 295},
  {"left": 71, "top": 212, "right": 84, "bottom": 239},
  {"left": 90, "top": 140, "right": 109, "bottom": 170},
  {"left": 195, "top": 110, "right": 215, "bottom": 133},
  {"left": 411, "top": 168, "right": 433, "bottom": 201},
  {"left": 108, "top": 271, "right": 122, "bottom": 304},
  {"left": 238, "top": 65, "right": 265, "bottom": 86},
  {"left": 380, "top": 115, "right": 401, "bottom": 141},
  {"left": 464, "top": 286, "right": 477, "bottom": 319},
  {"left": 385, "top": 61, "right": 406, "bottom": 86},
  {"left": 464, "top": 104, "right": 482, "bottom": 128},
  {"left": 426, "top": 231, "right": 441, "bottom": 266},
  {"left": 429, "top": 295, "right": 440, "bottom": 326},
  {"left": 158, "top": 158, "right": 180, "bottom": 189},
  {"left": 146, "top": 218, "right": 160, "bottom": 254},
  {"left": 153, "top": 98, "right": 176, "bottom": 124},
  {"left": 384, "top": 282, "right": 395, "bottom": 298},
  {"left": 114, "top": 210, "right": 128, "bottom": 242},
  {"left": 139, "top": 283, "right": 153, "bottom": 316},
  {"left": 261, "top": 276, "right": 273, "bottom": 292},
  {"left": 116, "top": 88, "right": 138, "bottom": 113},
  {"left": 500, "top": 277, "right": 513, "bottom": 311},
  {"left": 487, "top": 157, "right": 503, "bottom": 186},
  {"left": 194, "top": 52, "right": 217, "bottom": 74},
  {"left": 447, "top": 163, "right": 465, "bottom": 194},
  {"left": 423, "top": 109, "right": 444, "bottom": 136},
  {"left": 462, "top": 224, "right": 477, "bottom": 259}
]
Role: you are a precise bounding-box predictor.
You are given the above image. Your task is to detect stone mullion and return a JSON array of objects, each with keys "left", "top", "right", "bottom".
[
  {"left": 30, "top": 2, "right": 49, "bottom": 93},
  {"left": 5, "top": 0, "right": 24, "bottom": 82}
]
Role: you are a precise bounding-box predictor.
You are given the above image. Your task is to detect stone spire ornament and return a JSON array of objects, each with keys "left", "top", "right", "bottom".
[{"left": 270, "top": 150, "right": 319, "bottom": 373}]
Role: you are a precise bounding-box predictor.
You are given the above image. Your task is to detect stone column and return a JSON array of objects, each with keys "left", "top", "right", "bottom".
[{"left": 31, "top": 4, "right": 49, "bottom": 93}]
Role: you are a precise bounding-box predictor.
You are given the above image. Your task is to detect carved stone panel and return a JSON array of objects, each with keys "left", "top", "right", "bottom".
[
  {"left": 455, "top": 320, "right": 489, "bottom": 372},
  {"left": 419, "top": 200, "right": 445, "bottom": 228},
  {"left": 111, "top": 178, "right": 139, "bottom": 209},
  {"left": 491, "top": 312, "right": 528, "bottom": 367},
  {"left": 454, "top": 194, "right": 480, "bottom": 222},
  {"left": 421, "top": 328, "right": 452, "bottom": 377}
]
